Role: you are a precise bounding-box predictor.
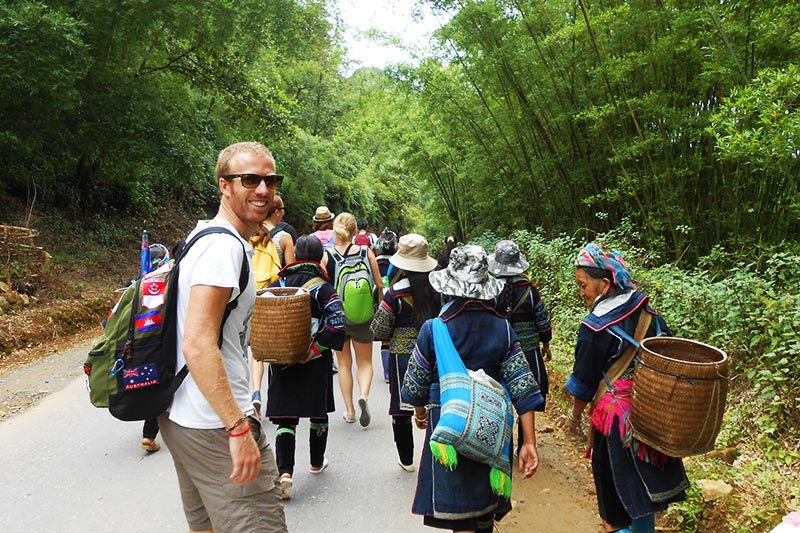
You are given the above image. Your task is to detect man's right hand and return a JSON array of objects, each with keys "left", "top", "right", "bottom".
[{"left": 229, "top": 425, "right": 262, "bottom": 484}]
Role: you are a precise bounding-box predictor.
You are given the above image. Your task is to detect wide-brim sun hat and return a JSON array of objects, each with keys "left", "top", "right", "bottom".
[
  {"left": 488, "top": 239, "right": 529, "bottom": 276},
  {"left": 428, "top": 245, "right": 503, "bottom": 300},
  {"left": 312, "top": 206, "right": 335, "bottom": 222},
  {"left": 390, "top": 233, "right": 438, "bottom": 273}
]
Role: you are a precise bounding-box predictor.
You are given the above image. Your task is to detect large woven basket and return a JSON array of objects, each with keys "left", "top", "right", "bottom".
[
  {"left": 632, "top": 337, "right": 728, "bottom": 457},
  {"left": 250, "top": 287, "right": 311, "bottom": 364}
]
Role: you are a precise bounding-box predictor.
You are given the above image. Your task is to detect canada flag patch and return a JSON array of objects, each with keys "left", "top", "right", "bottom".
[{"left": 135, "top": 309, "right": 163, "bottom": 333}]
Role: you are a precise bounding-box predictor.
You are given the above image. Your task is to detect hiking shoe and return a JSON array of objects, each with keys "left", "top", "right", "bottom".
[
  {"left": 358, "top": 396, "right": 371, "bottom": 427},
  {"left": 142, "top": 438, "right": 161, "bottom": 453},
  {"left": 342, "top": 412, "right": 356, "bottom": 423},
  {"left": 309, "top": 457, "right": 329, "bottom": 474},
  {"left": 398, "top": 459, "right": 416, "bottom": 472},
  {"left": 279, "top": 473, "right": 293, "bottom": 500},
  {"left": 251, "top": 390, "right": 262, "bottom": 417}
]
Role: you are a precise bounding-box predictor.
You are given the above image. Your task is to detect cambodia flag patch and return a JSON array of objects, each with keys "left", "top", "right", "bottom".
[
  {"left": 135, "top": 309, "right": 163, "bottom": 333},
  {"left": 122, "top": 363, "right": 160, "bottom": 390}
]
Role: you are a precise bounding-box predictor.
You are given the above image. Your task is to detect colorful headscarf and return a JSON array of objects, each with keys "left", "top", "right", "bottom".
[{"left": 574, "top": 243, "right": 636, "bottom": 291}]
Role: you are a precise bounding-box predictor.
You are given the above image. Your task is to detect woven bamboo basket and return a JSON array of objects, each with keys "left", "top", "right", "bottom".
[
  {"left": 250, "top": 287, "right": 311, "bottom": 364},
  {"left": 632, "top": 337, "right": 728, "bottom": 457}
]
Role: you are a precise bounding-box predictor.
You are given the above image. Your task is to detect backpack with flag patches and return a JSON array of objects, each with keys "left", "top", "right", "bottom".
[
  {"left": 331, "top": 244, "right": 377, "bottom": 324},
  {"left": 84, "top": 227, "right": 249, "bottom": 421}
]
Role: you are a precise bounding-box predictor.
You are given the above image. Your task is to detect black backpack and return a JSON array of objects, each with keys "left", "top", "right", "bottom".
[{"left": 84, "top": 227, "right": 249, "bottom": 421}]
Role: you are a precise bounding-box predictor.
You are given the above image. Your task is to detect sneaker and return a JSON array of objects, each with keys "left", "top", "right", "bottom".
[
  {"left": 309, "top": 457, "right": 329, "bottom": 474},
  {"left": 357, "top": 396, "right": 371, "bottom": 427},
  {"left": 251, "top": 390, "right": 262, "bottom": 417},
  {"left": 141, "top": 438, "right": 161, "bottom": 453},
  {"left": 342, "top": 412, "right": 356, "bottom": 423},
  {"left": 279, "top": 473, "right": 293, "bottom": 500},
  {"left": 398, "top": 459, "right": 415, "bottom": 472}
]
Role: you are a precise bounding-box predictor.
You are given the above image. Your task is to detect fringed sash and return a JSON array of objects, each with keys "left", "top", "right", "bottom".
[{"left": 590, "top": 379, "right": 668, "bottom": 467}]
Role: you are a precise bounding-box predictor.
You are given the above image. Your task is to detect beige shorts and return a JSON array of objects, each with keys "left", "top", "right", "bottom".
[
  {"left": 346, "top": 320, "right": 375, "bottom": 344},
  {"left": 158, "top": 415, "right": 287, "bottom": 533}
]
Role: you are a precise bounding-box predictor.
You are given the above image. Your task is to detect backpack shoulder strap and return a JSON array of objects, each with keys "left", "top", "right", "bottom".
[
  {"left": 269, "top": 222, "right": 287, "bottom": 237},
  {"left": 173, "top": 226, "right": 249, "bottom": 353}
]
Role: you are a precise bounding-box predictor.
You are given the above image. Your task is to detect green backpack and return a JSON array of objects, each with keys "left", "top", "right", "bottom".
[
  {"left": 84, "top": 227, "right": 248, "bottom": 421},
  {"left": 331, "top": 244, "right": 376, "bottom": 325}
]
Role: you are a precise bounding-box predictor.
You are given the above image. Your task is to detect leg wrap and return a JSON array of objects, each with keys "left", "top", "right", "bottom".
[
  {"left": 309, "top": 417, "right": 329, "bottom": 468},
  {"left": 275, "top": 424, "right": 297, "bottom": 476},
  {"left": 392, "top": 416, "right": 414, "bottom": 466}
]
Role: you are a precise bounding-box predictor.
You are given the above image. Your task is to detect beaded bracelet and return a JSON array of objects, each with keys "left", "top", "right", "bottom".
[
  {"left": 413, "top": 413, "right": 428, "bottom": 423},
  {"left": 568, "top": 412, "right": 581, "bottom": 425}
]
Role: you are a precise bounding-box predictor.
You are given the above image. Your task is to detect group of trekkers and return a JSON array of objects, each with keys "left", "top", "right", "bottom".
[{"left": 150, "top": 141, "right": 687, "bottom": 533}]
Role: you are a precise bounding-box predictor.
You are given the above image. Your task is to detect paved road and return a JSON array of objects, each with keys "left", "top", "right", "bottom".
[{"left": 0, "top": 342, "right": 427, "bottom": 532}]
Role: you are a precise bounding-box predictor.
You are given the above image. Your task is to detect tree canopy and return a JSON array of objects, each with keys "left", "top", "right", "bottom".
[{"left": 2, "top": 0, "right": 799, "bottom": 256}]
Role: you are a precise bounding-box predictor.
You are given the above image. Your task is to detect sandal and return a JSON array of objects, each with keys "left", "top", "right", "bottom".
[
  {"left": 142, "top": 438, "right": 161, "bottom": 453},
  {"left": 279, "top": 473, "right": 293, "bottom": 500}
]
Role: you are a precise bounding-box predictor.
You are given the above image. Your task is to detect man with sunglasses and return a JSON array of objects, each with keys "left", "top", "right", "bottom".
[{"left": 158, "top": 141, "right": 288, "bottom": 533}]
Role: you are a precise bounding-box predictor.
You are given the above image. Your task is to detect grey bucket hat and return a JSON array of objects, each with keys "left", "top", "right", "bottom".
[
  {"left": 488, "top": 240, "right": 529, "bottom": 276},
  {"left": 428, "top": 245, "right": 503, "bottom": 300}
]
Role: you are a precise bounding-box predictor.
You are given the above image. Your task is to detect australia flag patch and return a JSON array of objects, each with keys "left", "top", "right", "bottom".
[
  {"left": 122, "top": 363, "right": 160, "bottom": 390},
  {"left": 135, "top": 309, "right": 162, "bottom": 333}
]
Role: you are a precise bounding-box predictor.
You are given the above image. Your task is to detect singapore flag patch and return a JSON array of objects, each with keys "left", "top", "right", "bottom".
[{"left": 141, "top": 276, "right": 167, "bottom": 309}]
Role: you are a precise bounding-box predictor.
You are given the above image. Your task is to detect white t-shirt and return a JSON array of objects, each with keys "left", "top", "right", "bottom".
[{"left": 168, "top": 220, "right": 256, "bottom": 429}]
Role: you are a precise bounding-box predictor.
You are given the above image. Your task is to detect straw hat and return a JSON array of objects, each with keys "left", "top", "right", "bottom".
[
  {"left": 428, "top": 245, "right": 503, "bottom": 300},
  {"left": 488, "top": 240, "right": 529, "bottom": 276},
  {"left": 312, "top": 206, "right": 335, "bottom": 222},
  {"left": 390, "top": 234, "right": 438, "bottom": 273}
]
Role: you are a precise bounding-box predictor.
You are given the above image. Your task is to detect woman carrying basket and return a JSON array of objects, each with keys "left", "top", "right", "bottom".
[
  {"left": 401, "top": 245, "right": 543, "bottom": 533},
  {"left": 261, "top": 235, "right": 346, "bottom": 500},
  {"left": 370, "top": 233, "right": 440, "bottom": 472},
  {"left": 566, "top": 243, "right": 688, "bottom": 533}
]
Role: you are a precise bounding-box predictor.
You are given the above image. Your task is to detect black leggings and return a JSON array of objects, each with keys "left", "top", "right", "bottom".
[
  {"left": 272, "top": 416, "right": 328, "bottom": 476},
  {"left": 392, "top": 415, "right": 414, "bottom": 465}
]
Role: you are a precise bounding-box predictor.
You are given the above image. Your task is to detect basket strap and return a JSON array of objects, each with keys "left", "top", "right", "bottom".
[
  {"left": 592, "top": 308, "right": 652, "bottom": 404},
  {"left": 585, "top": 308, "right": 652, "bottom": 450},
  {"left": 301, "top": 277, "right": 326, "bottom": 291}
]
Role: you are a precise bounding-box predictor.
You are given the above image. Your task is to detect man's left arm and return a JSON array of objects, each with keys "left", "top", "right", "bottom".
[{"left": 183, "top": 284, "right": 261, "bottom": 484}]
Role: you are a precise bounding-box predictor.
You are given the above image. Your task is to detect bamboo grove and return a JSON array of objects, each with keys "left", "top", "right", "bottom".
[{"left": 398, "top": 0, "right": 800, "bottom": 261}]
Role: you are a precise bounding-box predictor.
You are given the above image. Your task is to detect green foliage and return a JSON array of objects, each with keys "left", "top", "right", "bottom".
[{"left": 395, "top": 0, "right": 800, "bottom": 260}]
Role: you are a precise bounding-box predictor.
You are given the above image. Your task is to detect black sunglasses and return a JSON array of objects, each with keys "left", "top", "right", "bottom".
[{"left": 223, "top": 173, "right": 284, "bottom": 189}]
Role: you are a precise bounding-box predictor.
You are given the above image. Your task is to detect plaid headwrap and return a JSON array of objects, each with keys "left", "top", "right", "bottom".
[{"left": 574, "top": 243, "right": 636, "bottom": 291}]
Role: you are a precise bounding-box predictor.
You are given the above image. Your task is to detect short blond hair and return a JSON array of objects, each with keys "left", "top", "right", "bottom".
[
  {"left": 215, "top": 142, "right": 273, "bottom": 179},
  {"left": 333, "top": 212, "right": 357, "bottom": 242}
]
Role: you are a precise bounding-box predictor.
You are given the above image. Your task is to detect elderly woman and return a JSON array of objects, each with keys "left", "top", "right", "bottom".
[
  {"left": 566, "top": 243, "right": 688, "bottom": 533},
  {"left": 402, "top": 245, "right": 543, "bottom": 533},
  {"left": 488, "top": 239, "right": 553, "bottom": 455}
]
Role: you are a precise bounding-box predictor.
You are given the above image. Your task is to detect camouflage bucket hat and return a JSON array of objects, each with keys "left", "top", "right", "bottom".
[
  {"left": 488, "top": 240, "right": 529, "bottom": 276},
  {"left": 428, "top": 245, "right": 503, "bottom": 300}
]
